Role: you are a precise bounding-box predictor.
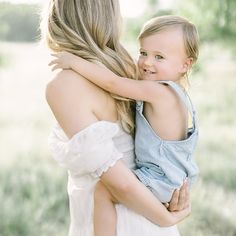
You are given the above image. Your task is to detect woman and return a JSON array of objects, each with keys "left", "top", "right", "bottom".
[{"left": 42, "top": 0, "right": 190, "bottom": 235}]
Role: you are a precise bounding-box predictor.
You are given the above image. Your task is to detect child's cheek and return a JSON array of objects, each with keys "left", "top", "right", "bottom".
[{"left": 137, "top": 58, "right": 142, "bottom": 69}]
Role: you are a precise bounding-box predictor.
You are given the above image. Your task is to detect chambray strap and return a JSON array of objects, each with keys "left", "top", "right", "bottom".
[
  {"left": 158, "top": 81, "right": 196, "bottom": 127},
  {"left": 136, "top": 100, "right": 143, "bottom": 113}
]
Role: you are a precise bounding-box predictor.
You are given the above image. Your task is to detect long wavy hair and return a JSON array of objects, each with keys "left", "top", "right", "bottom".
[{"left": 41, "top": 0, "right": 138, "bottom": 133}]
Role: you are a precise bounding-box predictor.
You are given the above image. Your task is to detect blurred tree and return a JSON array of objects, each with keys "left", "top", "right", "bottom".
[
  {"left": 123, "top": 0, "right": 173, "bottom": 42},
  {"left": 123, "top": 0, "right": 236, "bottom": 44},
  {"left": 144, "top": 0, "right": 174, "bottom": 18},
  {"left": 147, "top": 0, "right": 159, "bottom": 13},
  {"left": 175, "top": 0, "right": 236, "bottom": 41},
  {"left": 0, "top": 3, "right": 41, "bottom": 42},
  {"left": 0, "top": 55, "right": 3, "bottom": 67}
]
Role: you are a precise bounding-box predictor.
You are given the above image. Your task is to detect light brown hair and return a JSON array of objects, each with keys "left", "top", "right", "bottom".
[
  {"left": 41, "top": 0, "right": 138, "bottom": 133},
  {"left": 138, "top": 15, "right": 199, "bottom": 64}
]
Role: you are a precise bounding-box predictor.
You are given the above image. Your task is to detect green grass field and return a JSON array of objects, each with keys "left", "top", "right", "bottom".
[{"left": 0, "top": 41, "right": 235, "bottom": 236}]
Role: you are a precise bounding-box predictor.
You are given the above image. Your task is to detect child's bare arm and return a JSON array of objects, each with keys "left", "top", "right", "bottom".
[{"left": 49, "top": 52, "right": 165, "bottom": 102}]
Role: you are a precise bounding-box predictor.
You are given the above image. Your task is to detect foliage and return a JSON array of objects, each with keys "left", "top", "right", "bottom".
[
  {"left": 0, "top": 0, "right": 235, "bottom": 43},
  {"left": 0, "top": 3, "right": 41, "bottom": 42},
  {"left": 0, "top": 51, "right": 10, "bottom": 68},
  {"left": 178, "top": 43, "right": 236, "bottom": 235},
  {"left": 123, "top": 0, "right": 236, "bottom": 44},
  {"left": 122, "top": 0, "right": 173, "bottom": 42},
  {"left": 0, "top": 55, "right": 3, "bottom": 67},
  {"left": 0, "top": 156, "right": 69, "bottom": 236},
  {"left": 175, "top": 0, "right": 236, "bottom": 41}
]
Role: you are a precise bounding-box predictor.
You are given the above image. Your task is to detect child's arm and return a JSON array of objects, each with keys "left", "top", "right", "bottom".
[
  {"left": 49, "top": 52, "right": 163, "bottom": 102},
  {"left": 100, "top": 160, "right": 190, "bottom": 227}
]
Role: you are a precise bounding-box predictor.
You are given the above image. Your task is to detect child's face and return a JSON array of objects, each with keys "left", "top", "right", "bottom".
[{"left": 138, "top": 27, "right": 191, "bottom": 82}]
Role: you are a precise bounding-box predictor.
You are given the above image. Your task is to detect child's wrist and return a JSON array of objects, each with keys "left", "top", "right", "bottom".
[{"left": 70, "top": 55, "right": 78, "bottom": 69}]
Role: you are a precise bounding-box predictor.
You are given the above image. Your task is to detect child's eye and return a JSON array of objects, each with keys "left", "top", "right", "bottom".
[
  {"left": 139, "top": 51, "right": 147, "bottom": 56},
  {"left": 155, "top": 55, "right": 163, "bottom": 60}
]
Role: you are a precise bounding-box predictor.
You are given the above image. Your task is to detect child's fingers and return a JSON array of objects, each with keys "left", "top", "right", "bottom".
[
  {"left": 48, "top": 59, "right": 58, "bottom": 66},
  {"left": 48, "top": 61, "right": 53, "bottom": 66},
  {"left": 51, "top": 64, "right": 62, "bottom": 71},
  {"left": 50, "top": 53, "right": 59, "bottom": 58},
  {"left": 50, "top": 51, "right": 68, "bottom": 58}
]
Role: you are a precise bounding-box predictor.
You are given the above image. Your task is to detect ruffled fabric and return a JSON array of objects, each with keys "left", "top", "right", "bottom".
[
  {"left": 48, "top": 121, "right": 124, "bottom": 178},
  {"left": 49, "top": 121, "right": 180, "bottom": 236},
  {"left": 116, "top": 204, "right": 180, "bottom": 236}
]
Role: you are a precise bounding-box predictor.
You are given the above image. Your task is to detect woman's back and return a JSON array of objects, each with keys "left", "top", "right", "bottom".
[{"left": 46, "top": 69, "right": 119, "bottom": 138}]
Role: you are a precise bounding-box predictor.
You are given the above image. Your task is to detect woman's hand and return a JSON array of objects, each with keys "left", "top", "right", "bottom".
[
  {"left": 49, "top": 51, "right": 75, "bottom": 71},
  {"left": 165, "top": 179, "right": 190, "bottom": 212},
  {"left": 169, "top": 202, "right": 191, "bottom": 224}
]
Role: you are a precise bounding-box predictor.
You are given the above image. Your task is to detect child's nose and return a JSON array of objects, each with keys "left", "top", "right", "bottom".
[{"left": 143, "top": 57, "right": 153, "bottom": 66}]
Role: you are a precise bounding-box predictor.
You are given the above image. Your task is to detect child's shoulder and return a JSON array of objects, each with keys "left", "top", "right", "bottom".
[{"left": 148, "top": 81, "right": 179, "bottom": 104}]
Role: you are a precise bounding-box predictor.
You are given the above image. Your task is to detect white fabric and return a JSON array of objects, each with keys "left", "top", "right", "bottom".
[{"left": 49, "top": 121, "right": 180, "bottom": 236}]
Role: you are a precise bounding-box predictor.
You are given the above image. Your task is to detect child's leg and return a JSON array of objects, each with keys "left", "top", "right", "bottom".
[{"left": 94, "top": 181, "right": 118, "bottom": 236}]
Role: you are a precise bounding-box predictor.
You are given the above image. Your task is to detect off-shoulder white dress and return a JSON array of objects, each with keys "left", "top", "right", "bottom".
[{"left": 49, "top": 121, "right": 180, "bottom": 236}]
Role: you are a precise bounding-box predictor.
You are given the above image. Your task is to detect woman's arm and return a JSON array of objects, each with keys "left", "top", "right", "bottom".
[
  {"left": 100, "top": 160, "right": 190, "bottom": 226},
  {"left": 167, "top": 185, "right": 189, "bottom": 212},
  {"left": 49, "top": 52, "right": 166, "bottom": 102},
  {"left": 46, "top": 71, "right": 190, "bottom": 226}
]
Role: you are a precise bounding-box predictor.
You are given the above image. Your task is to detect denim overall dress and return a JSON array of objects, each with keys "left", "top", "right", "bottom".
[{"left": 133, "top": 81, "right": 199, "bottom": 203}]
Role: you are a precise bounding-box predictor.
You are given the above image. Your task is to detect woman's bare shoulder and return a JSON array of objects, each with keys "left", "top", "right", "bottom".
[
  {"left": 45, "top": 69, "right": 95, "bottom": 114},
  {"left": 46, "top": 69, "right": 86, "bottom": 93},
  {"left": 45, "top": 70, "right": 103, "bottom": 137},
  {"left": 46, "top": 69, "right": 103, "bottom": 101}
]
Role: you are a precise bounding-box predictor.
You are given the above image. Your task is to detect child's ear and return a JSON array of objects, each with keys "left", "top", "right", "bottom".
[{"left": 181, "top": 57, "right": 193, "bottom": 73}]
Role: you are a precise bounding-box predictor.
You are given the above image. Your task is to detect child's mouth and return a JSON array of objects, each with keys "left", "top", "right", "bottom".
[{"left": 143, "top": 69, "right": 155, "bottom": 74}]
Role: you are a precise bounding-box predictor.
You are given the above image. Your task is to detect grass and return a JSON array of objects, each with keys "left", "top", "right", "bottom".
[
  {"left": 0, "top": 52, "right": 11, "bottom": 68},
  {"left": 178, "top": 43, "right": 236, "bottom": 236},
  {"left": 0, "top": 41, "right": 236, "bottom": 235},
  {"left": 0, "top": 156, "right": 69, "bottom": 236}
]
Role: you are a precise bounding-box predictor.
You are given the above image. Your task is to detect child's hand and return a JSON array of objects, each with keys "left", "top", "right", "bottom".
[
  {"left": 170, "top": 202, "right": 191, "bottom": 224},
  {"left": 49, "top": 51, "right": 75, "bottom": 71}
]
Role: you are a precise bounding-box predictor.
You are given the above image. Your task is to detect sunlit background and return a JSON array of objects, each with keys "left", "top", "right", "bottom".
[{"left": 0, "top": 0, "right": 236, "bottom": 235}]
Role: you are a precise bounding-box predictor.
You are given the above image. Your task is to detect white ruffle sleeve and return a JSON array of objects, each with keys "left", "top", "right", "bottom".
[{"left": 48, "top": 121, "right": 124, "bottom": 178}]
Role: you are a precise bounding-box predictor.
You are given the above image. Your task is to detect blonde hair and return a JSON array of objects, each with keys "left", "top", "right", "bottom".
[
  {"left": 41, "top": 0, "right": 137, "bottom": 133},
  {"left": 139, "top": 15, "right": 199, "bottom": 88}
]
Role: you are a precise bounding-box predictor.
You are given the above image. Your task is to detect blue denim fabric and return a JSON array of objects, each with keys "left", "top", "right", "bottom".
[{"left": 133, "top": 81, "right": 199, "bottom": 203}]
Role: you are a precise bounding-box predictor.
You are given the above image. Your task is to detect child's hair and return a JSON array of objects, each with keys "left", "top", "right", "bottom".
[
  {"left": 139, "top": 15, "right": 199, "bottom": 63},
  {"left": 138, "top": 15, "right": 199, "bottom": 87}
]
